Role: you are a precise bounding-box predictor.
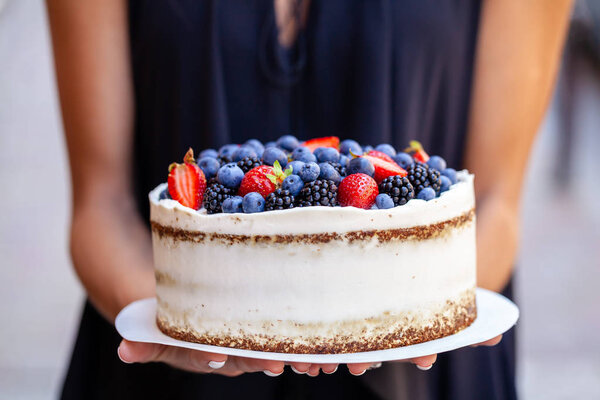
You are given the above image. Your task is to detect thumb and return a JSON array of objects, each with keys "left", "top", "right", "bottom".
[{"left": 118, "top": 339, "right": 164, "bottom": 363}]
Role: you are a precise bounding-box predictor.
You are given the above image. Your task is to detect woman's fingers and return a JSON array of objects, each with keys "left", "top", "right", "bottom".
[
  {"left": 410, "top": 354, "right": 437, "bottom": 370},
  {"left": 347, "top": 362, "right": 372, "bottom": 376},
  {"left": 475, "top": 334, "right": 502, "bottom": 347}
]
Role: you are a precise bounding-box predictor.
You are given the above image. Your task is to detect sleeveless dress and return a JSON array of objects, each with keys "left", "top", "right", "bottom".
[{"left": 61, "top": 1, "right": 517, "bottom": 399}]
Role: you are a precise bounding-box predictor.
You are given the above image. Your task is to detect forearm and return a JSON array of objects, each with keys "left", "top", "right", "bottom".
[{"left": 465, "top": 0, "right": 572, "bottom": 290}]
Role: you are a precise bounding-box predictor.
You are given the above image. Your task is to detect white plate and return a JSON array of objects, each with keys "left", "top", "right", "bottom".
[{"left": 115, "top": 288, "right": 518, "bottom": 364}]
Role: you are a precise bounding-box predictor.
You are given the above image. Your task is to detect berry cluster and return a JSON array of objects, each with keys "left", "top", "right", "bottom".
[{"left": 162, "top": 137, "right": 459, "bottom": 213}]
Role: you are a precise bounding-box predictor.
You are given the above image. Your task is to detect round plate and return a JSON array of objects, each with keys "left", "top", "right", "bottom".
[{"left": 115, "top": 288, "right": 518, "bottom": 363}]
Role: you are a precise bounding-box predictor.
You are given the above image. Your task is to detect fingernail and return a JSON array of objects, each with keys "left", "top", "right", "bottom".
[
  {"left": 264, "top": 370, "right": 283, "bottom": 377},
  {"left": 369, "top": 362, "right": 382, "bottom": 369},
  {"left": 208, "top": 360, "right": 226, "bottom": 369},
  {"left": 417, "top": 364, "right": 432, "bottom": 371},
  {"left": 323, "top": 366, "right": 338, "bottom": 374},
  {"left": 117, "top": 346, "right": 133, "bottom": 364},
  {"left": 291, "top": 366, "right": 307, "bottom": 375},
  {"left": 307, "top": 370, "right": 319, "bottom": 377},
  {"left": 349, "top": 369, "right": 366, "bottom": 376}
]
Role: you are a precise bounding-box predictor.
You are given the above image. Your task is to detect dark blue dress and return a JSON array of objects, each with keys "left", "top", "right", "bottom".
[{"left": 61, "top": 1, "right": 517, "bottom": 399}]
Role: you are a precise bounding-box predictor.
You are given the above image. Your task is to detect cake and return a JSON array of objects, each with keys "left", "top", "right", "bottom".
[{"left": 150, "top": 137, "right": 477, "bottom": 354}]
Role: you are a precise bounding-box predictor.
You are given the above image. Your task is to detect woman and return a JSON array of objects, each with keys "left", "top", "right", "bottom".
[{"left": 47, "top": 0, "right": 571, "bottom": 399}]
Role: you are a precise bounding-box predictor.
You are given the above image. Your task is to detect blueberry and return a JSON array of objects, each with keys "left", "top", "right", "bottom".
[
  {"left": 339, "top": 154, "right": 350, "bottom": 168},
  {"left": 339, "top": 139, "right": 362, "bottom": 155},
  {"left": 159, "top": 189, "right": 171, "bottom": 200},
  {"left": 441, "top": 168, "right": 457, "bottom": 184},
  {"left": 242, "top": 192, "right": 265, "bottom": 213},
  {"left": 244, "top": 139, "right": 265, "bottom": 158},
  {"left": 392, "top": 153, "right": 414, "bottom": 170},
  {"left": 199, "top": 148, "right": 218, "bottom": 159},
  {"left": 298, "top": 162, "right": 320, "bottom": 182},
  {"left": 222, "top": 196, "right": 243, "bottom": 213},
  {"left": 318, "top": 162, "right": 341, "bottom": 183},
  {"left": 198, "top": 157, "right": 220, "bottom": 180},
  {"left": 375, "top": 193, "right": 394, "bottom": 209},
  {"left": 375, "top": 144, "right": 397, "bottom": 157},
  {"left": 291, "top": 146, "right": 317, "bottom": 163},
  {"left": 417, "top": 187, "right": 436, "bottom": 201},
  {"left": 217, "top": 163, "right": 245, "bottom": 189},
  {"left": 276, "top": 135, "right": 300, "bottom": 151},
  {"left": 262, "top": 147, "right": 288, "bottom": 167},
  {"left": 316, "top": 147, "right": 340, "bottom": 163},
  {"left": 313, "top": 147, "right": 326, "bottom": 161},
  {"left": 347, "top": 157, "right": 374, "bottom": 177},
  {"left": 440, "top": 176, "right": 452, "bottom": 193},
  {"left": 282, "top": 174, "right": 304, "bottom": 196},
  {"left": 427, "top": 155, "right": 447, "bottom": 172},
  {"left": 218, "top": 144, "right": 239, "bottom": 158},
  {"left": 287, "top": 161, "right": 305, "bottom": 175},
  {"left": 232, "top": 146, "right": 258, "bottom": 162},
  {"left": 363, "top": 145, "right": 374, "bottom": 153},
  {"left": 265, "top": 141, "right": 277, "bottom": 148}
]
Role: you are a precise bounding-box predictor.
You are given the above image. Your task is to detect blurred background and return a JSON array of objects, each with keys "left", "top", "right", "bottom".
[{"left": 0, "top": 1, "right": 599, "bottom": 398}]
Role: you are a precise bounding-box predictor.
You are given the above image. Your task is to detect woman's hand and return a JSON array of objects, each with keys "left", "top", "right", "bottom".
[{"left": 118, "top": 335, "right": 502, "bottom": 376}]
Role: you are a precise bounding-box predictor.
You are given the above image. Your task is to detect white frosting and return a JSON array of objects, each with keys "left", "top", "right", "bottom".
[
  {"left": 149, "top": 171, "right": 474, "bottom": 235},
  {"left": 150, "top": 172, "right": 477, "bottom": 337}
]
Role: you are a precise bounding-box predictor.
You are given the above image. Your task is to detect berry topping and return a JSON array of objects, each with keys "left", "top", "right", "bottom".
[
  {"left": 318, "top": 162, "right": 342, "bottom": 184},
  {"left": 361, "top": 155, "right": 407, "bottom": 183},
  {"left": 198, "top": 157, "right": 220, "bottom": 180},
  {"left": 440, "top": 175, "right": 452, "bottom": 193},
  {"left": 217, "top": 163, "right": 245, "bottom": 189},
  {"left": 375, "top": 193, "right": 394, "bottom": 209},
  {"left": 158, "top": 189, "right": 171, "bottom": 200},
  {"left": 427, "top": 155, "right": 447, "bottom": 172},
  {"left": 339, "top": 139, "right": 362, "bottom": 155},
  {"left": 242, "top": 192, "right": 265, "bottom": 213},
  {"left": 265, "top": 189, "right": 295, "bottom": 211},
  {"left": 366, "top": 150, "right": 395, "bottom": 164},
  {"left": 298, "top": 179, "right": 338, "bottom": 207},
  {"left": 404, "top": 140, "right": 430, "bottom": 163},
  {"left": 287, "top": 161, "right": 305, "bottom": 175},
  {"left": 238, "top": 161, "right": 292, "bottom": 198},
  {"left": 232, "top": 146, "right": 258, "bottom": 162},
  {"left": 441, "top": 168, "right": 457, "bottom": 184},
  {"left": 374, "top": 143, "right": 397, "bottom": 157},
  {"left": 337, "top": 173, "right": 379, "bottom": 209},
  {"left": 244, "top": 139, "right": 265, "bottom": 158},
  {"left": 378, "top": 175, "right": 415, "bottom": 206},
  {"left": 392, "top": 153, "right": 414, "bottom": 170},
  {"left": 302, "top": 136, "right": 340, "bottom": 152},
  {"left": 276, "top": 134, "right": 300, "bottom": 151},
  {"left": 203, "top": 182, "right": 233, "bottom": 214},
  {"left": 167, "top": 148, "right": 207, "bottom": 210},
  {"left": 237, "top": 156, "right": 262, "bottom": 173},
  {"left": 347, "top": 157, "right": 375, "bottom": 177},
  {"left": 222, "top": 196, "right": 243, "bottom": 213},
  {"left": 199, "top": 148, "right": 218, "bottom": 159},
  {"left": 406, "top": 162, "right": 440, "bottom": 195},
  {"left": 298, "top": 162, "right": 320, "bottom": 182},
  {"left": 316, "top": 147, "right": 340, "bottom": 163},
  {"left": 417, "top": 187, "right": 436, "bottom": 201},
  {"left": 282, "top": 174, "right": 304, "bottom": 197},
  {"left": 291, "top": 146, "right": 317, "bottom": 163},
  {"left": 218, "top": 144, "right": 239, "bottom": 159},
  {"left": 339, "top": 154, "right": 350, "bottom": 168},
  {"left": 262, "top": 146, "right": 288, "bottom": 167}
]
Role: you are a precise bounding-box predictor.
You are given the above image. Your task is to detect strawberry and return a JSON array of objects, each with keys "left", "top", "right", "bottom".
[
  {"left": 404, "top": 140, "right": 430, "bottom": 163},
  {"left": 366, "top": 150, "right": 395, "bottom": 164},
  {"left": 238, "top": 161, "right": 293, "bottom": 198},
  {"left": 362, "top": 155, "right": 407, "bottom": 183},
  {"left": 302, "top": 136, "right": 340, "bottom": 152},
  {"left": 168, "top": 148, "right": 206, "bottom": 210},
  {"left": 338, "top": 173, "right": 379, "bottom": 209}
]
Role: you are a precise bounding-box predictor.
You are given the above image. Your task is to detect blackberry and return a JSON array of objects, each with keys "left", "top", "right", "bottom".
[
  {"left": 237, "top": 156, "right": 262, "bottom": 173},
  {"left": 328, "top": 162, "right": 347, "bottom": 177},
  {"left": 203, "top": 182, "right": 233, "bottom": 214},
  {"left": 298, "top": 179, "right": 338, "bottom": 207},
  {"left": 265, "top": 189, "right": 295, "bottom": 211},
  {"left": 406, "top": 162, "right": 431, "bottom": 194},
  {"left": 427, "top": 168, "right": 442, "bottom": 194},
  {"left": 379, "top": 176, "right": 415, "bottom": 206},
  {"left": 217, "top": 155, "right": 232, "bottom": 166}
]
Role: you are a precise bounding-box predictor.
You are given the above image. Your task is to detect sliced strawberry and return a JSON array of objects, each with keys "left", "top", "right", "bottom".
[
  {"left": 238, "top": 165, "right": 276, "bottom": 198},
  {"left": 362, "top": 155, "right": 407, "bottom": 183},
  {"left": 405, "top": 140, "right": 430, "bottom": 163},
  {"left": 302, "top": 136, "right": 340, "bottom": 152},
  {"left": 366, "top": 150, "right": 395, "bottom": 164},
  {"left": 167, "top": 148, "right": 206, "bottom": 210},
  {"left": 338, "top": 173, "right": 379, "bottom": 209}
]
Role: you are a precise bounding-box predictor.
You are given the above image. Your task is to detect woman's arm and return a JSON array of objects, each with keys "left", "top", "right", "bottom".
[{"left": 465, "top": 0, "right": 573, "bottom": 291}]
